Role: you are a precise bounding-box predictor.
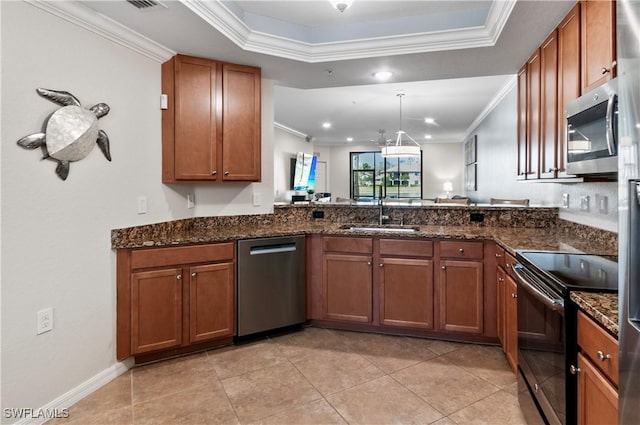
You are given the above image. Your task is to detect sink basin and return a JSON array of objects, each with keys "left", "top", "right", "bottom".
[{"left": 340, "top": 224, "right": 419, "bottom": 233}]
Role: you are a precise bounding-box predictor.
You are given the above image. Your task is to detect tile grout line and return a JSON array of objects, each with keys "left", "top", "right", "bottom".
[{"left": 204, "top": 349, "right": 243, "bottom": 425}]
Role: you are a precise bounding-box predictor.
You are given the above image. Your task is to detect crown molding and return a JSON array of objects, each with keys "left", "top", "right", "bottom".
[
  {"left": 274, "top": 122, "right": 308, "bottom": 139},
  {"left": 181, "top": 0, "right": 516, "bottom": 63},
  {"left": 461, "top": 74, "right": 517, "bottom": 142},
  {"left": 26, "top": 0, "right": 175, "bottom": 63}
]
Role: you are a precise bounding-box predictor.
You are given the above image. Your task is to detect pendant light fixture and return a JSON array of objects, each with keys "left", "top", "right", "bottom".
[
  {"left": 381, "top": 93, "right": 421, "bottom": 157},
  {"left": 329, "top": 0, "right": 353, "bottom": 13}
]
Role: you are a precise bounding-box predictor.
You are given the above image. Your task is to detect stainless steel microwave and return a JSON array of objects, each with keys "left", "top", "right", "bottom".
[{"left": 566, "top": 78, "right": 618, "bottom": 176}]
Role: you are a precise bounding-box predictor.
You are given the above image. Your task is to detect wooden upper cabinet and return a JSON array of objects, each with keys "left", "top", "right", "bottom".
[
  {"left": 517, "top": 65, "right": 528, "bottom": 180},
  {"left": 581, "top": 0, "right": 616, "bottom": 94},
  {"left": 540, "top": 30, "right": 558, "bottom": 179},
  {"left": 162, "top": 54, "right": 261, "bottom": 183},
  {"left": 557, "top": 3, "right": 581, "bottom": 178},
  {"left": 222, "top": 64, "right": 261, "bottom": 181},
  {"left": 526, "top": 49, "right": 541, "bottom": 180}
]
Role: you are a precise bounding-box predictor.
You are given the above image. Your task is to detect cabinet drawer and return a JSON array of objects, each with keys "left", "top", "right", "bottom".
[
  {"left": 131, "top": 242, "right": 235, "bottom": 269},
  {"left": 578, "top": 310, "right": 618, "bottom": 386},
  {"left": 440, "top": 240, "right": 483, "bottom": 259},
  {"left": 323, "top": 237, "right": 372, "bottom": 254},
  {"left": 380, "top": 239, "right": 433, "bottom": 258},
  {"left": 494, "top": 245, "right": 506, "bottom": 268}
]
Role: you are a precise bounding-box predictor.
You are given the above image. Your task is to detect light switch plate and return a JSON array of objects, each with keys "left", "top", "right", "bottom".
[
  {"left": 580, "top": 196, "right": 590, "bottom": 212},
  {"left": 187, "top": 194, "right": 195, "bottom": 209},
  {"left": 562, "top": 193, "right": 569, "bottom": 208},
  {"left": 598, "top": 195, "right": 608, "bottom": 214},
  {"left": 137, "top": 196, "right": 147, "bottom": 214}
]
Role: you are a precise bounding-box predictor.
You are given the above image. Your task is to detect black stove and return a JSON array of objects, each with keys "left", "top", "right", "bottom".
[{"left": 513, "top": 250, "right": 618, "bottom": 425}]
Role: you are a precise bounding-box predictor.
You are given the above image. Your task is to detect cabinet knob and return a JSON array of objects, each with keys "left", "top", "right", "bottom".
[
  {"left": 601, "top": 66, "right": 611, "bottom": 75},
  {"left": 548, "top": 167, "right": 558, "bottom": 172},
  {"left": 569, "top": 365, "right": 581, "bottom": 375},
  {"left": 379, "top": 263, "right": 384, "bottom": 268},
  {"left": 176, "top": 274, "right": 182, "bottom": 280},
  {"left": 191, "top": 272, "right": 197, "bottom": 278},
  {"left": 224, "top": 171, "right": 230, "bottom": 176},
  {"left": 367, "top": 262, "right": 372, "bottom": 266},
  {"left": 597, "top": 350, "right": 612, "bottom": 361},
  {"left": 212, "top": 171, "right": 217, "bottom": 175},
  {"left": 441, "top": 265, "right": 447, "bottom": 270},
  {"left": 506, "top": 263, "right": 512, "bottom": 269},
  {"left": 498, "top": 278, "right": 504, "bottom": 282},
  {"left": 495, "top": 253, "right": 502, "bottom": 258},
  {"left": 459, "top": 248, "right": 464, "bottom": 253}
]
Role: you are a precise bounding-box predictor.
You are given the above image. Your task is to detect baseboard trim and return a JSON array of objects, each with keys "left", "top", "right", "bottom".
[{"left": 12, "top": 359, "right": 133, "bottom": 425}]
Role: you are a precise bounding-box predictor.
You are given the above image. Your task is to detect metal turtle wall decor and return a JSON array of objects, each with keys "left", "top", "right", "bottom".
[{"left": 17, "top": 88, "right": 112, "bottom": 181}]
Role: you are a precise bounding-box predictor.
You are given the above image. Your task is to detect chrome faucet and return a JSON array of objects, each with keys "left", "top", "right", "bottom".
[{"left": 378, "top": 188, "right": 389, "bottom": 225}]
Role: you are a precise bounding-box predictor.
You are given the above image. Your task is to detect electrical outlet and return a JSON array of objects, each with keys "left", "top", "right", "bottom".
[
  {"left": 562, "top": 193, "right": 569, "bottom": 208},
  {"left": 253, "top": 193, "right": 262, "bottom": 207},
  {"left": 580, "top": 196, "right": 590, "bottom": 212},
  {"left": 137, "top": 196, "right": 147, "bottom": 214},
  {"left": 37, "top": 307, "right": 53, "bottom": 335},
  {"left": 187, "top": 194, "right": 195, "bottom": 209},
  {"left": 598, "top": 195, "right": 608, "bottom": 214}
]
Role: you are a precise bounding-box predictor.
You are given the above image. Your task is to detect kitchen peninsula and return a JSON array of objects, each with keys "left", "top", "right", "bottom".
[{"left": 113, "top": 203, "right": 617, "bottom": 365}]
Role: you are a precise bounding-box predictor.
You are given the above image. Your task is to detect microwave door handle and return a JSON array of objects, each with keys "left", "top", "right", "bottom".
[{"left": 606, "top": 94, "right": 616, "bottom": 155}]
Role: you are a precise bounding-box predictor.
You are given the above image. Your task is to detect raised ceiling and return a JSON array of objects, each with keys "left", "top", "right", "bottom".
[{"left": 75, "top": 0, "right": 576, "bottom": 145}]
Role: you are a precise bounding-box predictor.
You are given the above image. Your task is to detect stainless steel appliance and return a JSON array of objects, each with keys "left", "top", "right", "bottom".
[
  {"left": 618, "top": 2, "right": 640, "bottom": 422},
  {"left": 565, "top": 78, "right": 618, "bottom": 177},
  {"left": 237, "top": 236, "right": 306, "bottom": 337},
  {"left": 513, "top": 251, "right": 618, "bottom": 425}
]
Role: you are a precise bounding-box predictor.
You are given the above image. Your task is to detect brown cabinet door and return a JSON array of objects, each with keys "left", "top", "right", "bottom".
[
  {"left": 380, "top": 258, "right": 434, "bottom": 329},
  {"left": 517, "top": 65, "right": 528, "bottom": 180},
  {"left": 189, "top": 262, "right": 236, "bottom": 343},
  {"left": 526, "top": 49, "right": 541, "bottom": 180},
  {"left": 222, "top": 63, "right": 261, "bottom": 181},
  {"left": 505, "top": 274, "right": 518, "bottom": 373},
  {"left": 540, "top": 31, "right": 559, "bottom": 179},
  {"left": 557, "top": 3, "right": 581, "bottom": 178},
  {"left": 174, "top": 55, "right": 219, "bottom": 180},
  {"left": 438, "top": 260, "right": 483, "bottom": 334},
  {"left": 496, "top": 267, "right": 506, "bottom": 347},
  {"left": 131, "top": 268, "right": 183, "bottom": 354},
  {"left": 581, "top": 0, "right": 616, "bottom": 94},
  {"left": 577, "top": 352, "right": 618, "bottom": 425},
  {"left": 323, "top": 254, "right": 373, "bottom": 323}
]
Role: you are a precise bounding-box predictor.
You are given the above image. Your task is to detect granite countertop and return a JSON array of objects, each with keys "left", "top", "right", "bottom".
[{"left": 570, "top": 291, "right": 619, "bottom": 337}]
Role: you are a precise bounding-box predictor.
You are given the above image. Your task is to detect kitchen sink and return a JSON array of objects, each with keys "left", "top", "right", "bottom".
[{"left": 340, "top": 224, "right": 419, "bottom": 233}]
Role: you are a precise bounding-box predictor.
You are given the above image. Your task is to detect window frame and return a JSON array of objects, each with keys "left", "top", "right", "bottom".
[{"left": 349, "top": 151, "right": 423, "bottom": 200}]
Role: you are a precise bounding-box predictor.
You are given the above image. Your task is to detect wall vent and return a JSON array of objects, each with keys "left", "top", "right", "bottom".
[{"left": 126, "top": 0, "right": 167, "bottom": 11}]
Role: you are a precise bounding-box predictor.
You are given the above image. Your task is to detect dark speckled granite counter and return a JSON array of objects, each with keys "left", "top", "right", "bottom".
[{"left": 571, "top": 292, "right": 618, "bottom": 337}]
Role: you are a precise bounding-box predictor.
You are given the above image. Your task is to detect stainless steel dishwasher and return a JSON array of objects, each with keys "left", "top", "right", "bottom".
[{"left": 237, "top": 235, "right": 306, "bottom": 337}]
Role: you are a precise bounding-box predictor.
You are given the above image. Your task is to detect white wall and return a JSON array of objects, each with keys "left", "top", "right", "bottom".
[
  {"left": 0, "top": 1, "right": 272, "bottom": 419},
  {"left": 467, "top": 85, "right": 617, "bottom": 231},
  {"left": 324, "top": 143, "right": 462, "bottom": 200},
  {"left": 272, "top": 127, "right": 313, "bottom": 202}
]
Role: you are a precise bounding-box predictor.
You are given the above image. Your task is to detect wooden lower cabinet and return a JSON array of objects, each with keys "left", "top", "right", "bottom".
[
  {"left": 380, "top": 257, "right": 434, "bottom": 329},
  {"left": 577, "top": 352, "right": 618, "bottom": 425},
  {"left": 117, "top": 242, "right": 236, "bottom": 360},
  {"left": 438, "top": 260, "right": 484, "bottom": 334},
  {"left": 496, "top": 267, "right": 505, "bottom": 346},
  {"left": 188, "top": 262, "right": 235, "bottom": 343},
  {"left": 504, "top": 274, "right": 518, "bottom": 373},
  {"left": 131, "top": 268, "right": 183, "bottom": 354},
  {"left": 323, "top": 253, "right": 373, "bottom": 323}
]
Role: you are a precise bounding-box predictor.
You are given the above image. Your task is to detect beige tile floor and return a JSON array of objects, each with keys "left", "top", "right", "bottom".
[{"left": 50, "top": 327, "right": 527, "bottom": 425}]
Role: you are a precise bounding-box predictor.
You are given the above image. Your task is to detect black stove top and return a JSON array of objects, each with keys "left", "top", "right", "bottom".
[{"left": 515, "top": 250, "right": 618, "bottom": 296}]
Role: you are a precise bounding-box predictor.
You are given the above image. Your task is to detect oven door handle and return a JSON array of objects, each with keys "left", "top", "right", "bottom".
[{"left": 512, "top": 264, "right": 565, "bottom": 311}]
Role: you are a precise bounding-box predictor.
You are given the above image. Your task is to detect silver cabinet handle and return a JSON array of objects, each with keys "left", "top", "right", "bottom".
[
  {"left": 191, "top": 272, "right": 197, "bottom": 278},
  {"left": 441, "top": 266, "right": 446, "bottom": 270},
  {"left": 379, "top": 263, "right": 384, "bottom": 268},
  {"left": 212, "top": 170, "right": 217, "bottom": 175},
  {"left": 367, "top": 262, "right": 372, "bottom": 266},
  {"left": 459, "top": 248, "right": 464, "bottom": 253},
  {"left": 601, "top": 66, "right": 611, "bottom": 75},
  {"left": 495, "top": 253, "right": 502, "bottom": 258},
  {"left": 176, "top": 274, "right": 182, "bottom": 280},
  {"left": 224, "top": 171, "right": 230, "bottom": 176},
  {"left": 597, "top": 350, "right": 612, "bottom": 361},
  {"left": 569, "top": 365, "right": 581, "bottom": 375}
]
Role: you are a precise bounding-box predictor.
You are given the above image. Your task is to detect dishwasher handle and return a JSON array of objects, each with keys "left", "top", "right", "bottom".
[{"left": 249, "top": 243, "right": 297, "bottom": 255}]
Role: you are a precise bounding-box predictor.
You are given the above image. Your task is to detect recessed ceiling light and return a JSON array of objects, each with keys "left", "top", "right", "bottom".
[
  {"left": 322, "top": 122, "right": 331, "bottom": 129},
  {"left": 373, "top": 71, "right": 393, "bottom": 82},
  {"left": 424, "top": 134, "right": 432, "bottom": 139},
  {"left": 424, "top": 117, "right": 435, "bottom": 124},
  {"left": 346, "top": 137, "right": 353, "bottom": 142}
]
